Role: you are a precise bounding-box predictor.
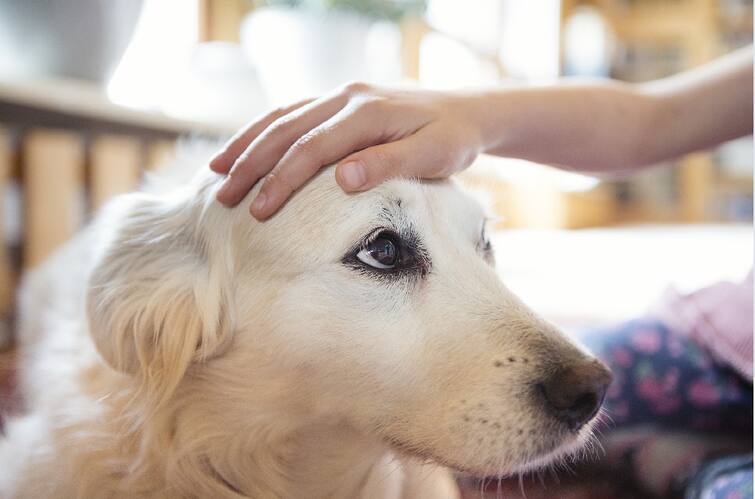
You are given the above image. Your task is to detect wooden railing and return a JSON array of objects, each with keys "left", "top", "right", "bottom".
[
  {"left": 0, "top": 77, "right": 231, "bottom": 348},
  {"left": 0, "top": 127, "right": 181, "bottom": 344}
]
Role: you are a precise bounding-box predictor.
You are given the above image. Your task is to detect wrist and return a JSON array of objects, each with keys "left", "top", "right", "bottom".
[
  {"left": 451, "top": 88, "right": 522, "bottom": 157},
  {"left": 443, "top": 90, "right": 502, "bottom": 156}
]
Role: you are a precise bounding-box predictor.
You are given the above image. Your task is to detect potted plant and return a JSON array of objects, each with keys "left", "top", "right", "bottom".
[{"left": 241, "top": 0, "right": 425, "bottom": 105}]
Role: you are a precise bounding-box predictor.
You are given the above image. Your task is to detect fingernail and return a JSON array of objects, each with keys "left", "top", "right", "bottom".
[
  {"left": 340, "top": 161, "right": 366, "bottom": 190},
  {"left": 251, "top": 192, "right": 267, "bottom": 214}
]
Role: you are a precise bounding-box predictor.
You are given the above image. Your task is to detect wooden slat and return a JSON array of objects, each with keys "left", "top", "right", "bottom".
[
  {"left": 89, "top": 135, "right": 142, "bottom": 209},
  {"left": 0, "top": 128, "right": 12, "bottom": 318},
  {"left": 23, "top": 129, "right": 84, "bottom": 268},
  {"left": 198, "top": 0, "right": 212, "bottom": 42},
  {"left": 679, "top": 152, "right": 714, "bottom": 222},
  {"left": 200, "top": 0, "right": 253, "bottom": 43},
  {"left": 0, "top": 77, "right": 234, "bottom": 137},
  {"left": 400, "top": 17, "right": 429, "bottom": 80},
  {"left": 145, "top": 139, "right": 176, "bottom": 171}
]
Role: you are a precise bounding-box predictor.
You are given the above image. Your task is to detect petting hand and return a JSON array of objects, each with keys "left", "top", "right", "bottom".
[{"left": 210, "top": 82, "right": 486, "bottom": 219}]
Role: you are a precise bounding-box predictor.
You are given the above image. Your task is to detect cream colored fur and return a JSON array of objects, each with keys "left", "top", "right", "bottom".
[{"left": 0, "top": 159, "right": 601, "bottom": 498}]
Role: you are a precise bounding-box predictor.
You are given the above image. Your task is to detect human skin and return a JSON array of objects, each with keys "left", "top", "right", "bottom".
[{"left": 210, "top": 46, "right": 752, "bottom": 220}]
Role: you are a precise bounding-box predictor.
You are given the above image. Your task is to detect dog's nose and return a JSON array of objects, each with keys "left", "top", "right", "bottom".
[{"left": 537, "top": 359, "right": 612, "bottom": 430}]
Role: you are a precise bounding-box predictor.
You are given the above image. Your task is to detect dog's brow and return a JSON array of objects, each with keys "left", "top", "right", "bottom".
[
  {"left": 376, "top": 198, "right": 425, "bottom": 253},
  {"left": 378, "top": 197, "right": 408, "bottom": 225},
  {"left": 378, "top": 197, "right": 402, "bottom": 213}
]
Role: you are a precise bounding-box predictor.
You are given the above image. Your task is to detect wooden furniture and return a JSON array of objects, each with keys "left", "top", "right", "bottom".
[
  {"left": 0, "top": 76, "right": 232, "bottom": 347},
  {"left": 22, "top": 129, "right": 85, "bottom": 268},
  {"left": 0, "top": 129, "right": 12, "bottom": 343},
  {"left": 199, "top": 0, "right": 253, "bottom": 43},
  {"left": 461, "top": 158, "right": 619, "bottom": 230},
  {"left": 561, "top": 0, "right": 753, "bottom": 224}
]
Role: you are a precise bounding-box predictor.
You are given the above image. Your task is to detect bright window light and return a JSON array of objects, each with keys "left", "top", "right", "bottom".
[
  {"left": 107, "top": 0, "right": 199, "bottom": 110},
  {"left": 498, "top": 0, "right": 561, "bottom": 81}
]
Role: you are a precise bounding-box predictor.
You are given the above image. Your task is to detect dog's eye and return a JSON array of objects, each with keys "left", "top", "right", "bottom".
[
  {"left": 357, "top": 234, "right": 398, "bottom": 269},
  {"left": 479, "top": 224, "right": 491, "bottom": 252},
  {"left": 343, "top": 228, "right": 429, "bottom": 278},
  {"left": 479, "top": 222, "right": 494, "bottom": 264}
]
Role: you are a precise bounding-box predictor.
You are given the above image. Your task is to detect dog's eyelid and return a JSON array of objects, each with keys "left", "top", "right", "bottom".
[{"left": 364, "top": 226, "right": 397, "bottom": 245}]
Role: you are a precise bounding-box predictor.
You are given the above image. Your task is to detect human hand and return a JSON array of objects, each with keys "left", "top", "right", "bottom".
[{"left": 210, "top": 82, "right": 486, "bottom": 219}]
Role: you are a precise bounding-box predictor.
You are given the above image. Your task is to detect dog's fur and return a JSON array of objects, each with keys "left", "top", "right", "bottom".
[{"left": 0, "top": 161, "right": 603, "bottom": 498}]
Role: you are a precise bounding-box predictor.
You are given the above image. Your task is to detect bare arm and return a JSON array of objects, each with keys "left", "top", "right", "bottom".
[
  {"left": 477, "top": 46, "right": 753, "bottom": 171},
  {"left": 211, "top": 46, "right": 753, "bottom": 219},
  {"left": 642, "top": 46, "right": 753, "bottom": 164}
]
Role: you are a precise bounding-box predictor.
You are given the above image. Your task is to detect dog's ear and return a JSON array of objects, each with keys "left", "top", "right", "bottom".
[{"left": 86, "top": 191, "right": 232, "bottom": 404}]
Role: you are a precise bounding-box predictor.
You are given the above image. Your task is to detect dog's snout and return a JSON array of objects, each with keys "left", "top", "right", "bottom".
[{"left": 537, "top": 359, "right": 612, "bottom": 430}]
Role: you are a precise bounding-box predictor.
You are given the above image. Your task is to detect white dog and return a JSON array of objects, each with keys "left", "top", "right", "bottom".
[{"left": 0, "top": 161, "right": 611, "bottom": 498}]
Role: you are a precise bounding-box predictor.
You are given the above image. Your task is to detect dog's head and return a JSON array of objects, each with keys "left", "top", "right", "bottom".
[{"left": 87, "top": 166, "right": 610, "bottom": 476}]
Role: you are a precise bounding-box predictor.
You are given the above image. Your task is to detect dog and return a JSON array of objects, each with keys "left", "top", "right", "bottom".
[{"left": 0, "top": 159, "right": 611, "bottom": 498}]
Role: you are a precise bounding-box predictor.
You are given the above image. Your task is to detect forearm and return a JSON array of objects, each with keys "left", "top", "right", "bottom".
[
  {"left": 641, "top": 46, "right": 753, "bottom": 164},
  {"left": 463, "top": 46, "right": 753, "bottom": 173},
  {"left": 461, "top": 81, "right": 656, "bottom": 172}
]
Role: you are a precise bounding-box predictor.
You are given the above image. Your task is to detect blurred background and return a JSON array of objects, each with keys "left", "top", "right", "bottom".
[{"left": 0, "top": 1, "right": 752, "bottom": 496}]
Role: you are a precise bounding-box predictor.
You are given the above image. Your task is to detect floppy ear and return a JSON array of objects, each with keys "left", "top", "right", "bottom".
[{"left": 86, "top": 191, "right": 232, "bottom": 404}]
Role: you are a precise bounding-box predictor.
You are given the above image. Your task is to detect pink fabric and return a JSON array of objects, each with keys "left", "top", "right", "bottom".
[{"left": 650, "top": 270, "right": 753, "bottom": 381}]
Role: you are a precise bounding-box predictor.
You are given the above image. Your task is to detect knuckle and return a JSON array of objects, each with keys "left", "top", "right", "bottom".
[
  {"left": 229, "top": 153, "right": 250, "bottom": 175},
  {"left": 354, "top": 97, "right": 386, "bottom": 115},
  {"left": 340, "top": 80, "right": 371, "bottom": 97},
  {"left": 265, "top": 172, "right": 295, "bottom": 195},
  {"left": 290, "top": 130, "right": 320, "bottom": 155},
  {"left": 269, "top": 105, "right": 292, "bottom": 119},
  {"left": 264, "top": 116, "right": 294, "bottom": 140}
]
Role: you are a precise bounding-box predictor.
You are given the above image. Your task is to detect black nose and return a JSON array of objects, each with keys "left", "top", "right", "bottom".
[{"left": 537, "top": 359, "right": 612, "bottom": 430}]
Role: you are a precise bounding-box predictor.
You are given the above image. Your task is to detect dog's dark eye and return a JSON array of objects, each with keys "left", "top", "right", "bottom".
[
  {"left": 343, "top": 228, "right": 429, "bottom": 278},
  {"left": 357, "top": 234, "right": 398, "bottom": 269},
  {"left": 479, "top": 222, "right": 494, "bottom": 264},
  {"left": 480, "top": 226, "right": 492, "bottom": 253}
]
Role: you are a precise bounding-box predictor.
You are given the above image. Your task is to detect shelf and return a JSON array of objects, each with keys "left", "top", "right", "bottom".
[{"left": 0, "top": 76, "right": 236, "bottom": 138}]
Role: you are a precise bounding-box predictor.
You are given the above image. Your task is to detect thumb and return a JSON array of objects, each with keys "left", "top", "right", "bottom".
[{"left": 335, "top": 135, "right": 428, "bottom": 192}]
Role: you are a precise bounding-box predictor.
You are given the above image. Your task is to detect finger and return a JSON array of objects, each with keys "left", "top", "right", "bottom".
[
  {"left": 209, "top": 97, "right": 314, "bottom": 174},
  {"left": 248, "top": 106, "right": 389, "bottom": 219},
  {"left": 335, "top": 124, "right": 470, "bottom": 192},
  {"left": 216, "top": 93, "right": 347, "bottom": 206}
]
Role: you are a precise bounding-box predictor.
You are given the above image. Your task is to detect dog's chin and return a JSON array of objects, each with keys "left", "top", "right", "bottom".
[
  {"left": 500, "top": 423, "right": 595, "bottom": 477},
  {"left": 383, "top": 420, "right": 595, "bottom": 479},
  {"left": 380, "top": 435, "right": 487, "bottom": 476}
]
